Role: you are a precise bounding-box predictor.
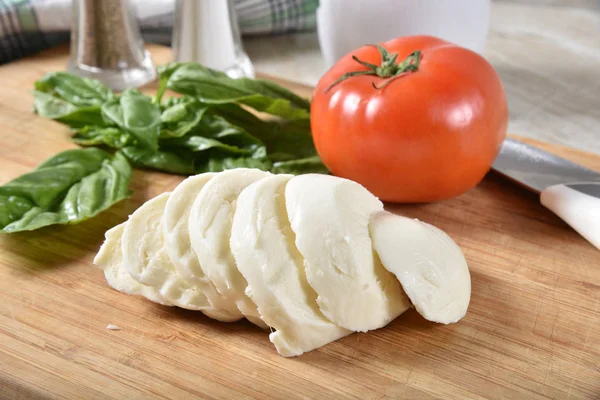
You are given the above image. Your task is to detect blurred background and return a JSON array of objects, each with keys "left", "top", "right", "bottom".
[{"left": 0, "top": 0, "right": 598, "bottom": 152}]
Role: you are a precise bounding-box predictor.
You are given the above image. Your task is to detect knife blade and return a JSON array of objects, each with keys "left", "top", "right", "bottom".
[
  {"left": 492, "top": 138, "right": 600, "bottom": 193},
  {"left": 492, "top": 137, "right": 600, "bottom": 249}
]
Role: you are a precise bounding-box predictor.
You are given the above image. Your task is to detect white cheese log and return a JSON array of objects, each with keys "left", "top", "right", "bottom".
[{"left": 95, "top": 169, "right": 471, "bottom": 357}]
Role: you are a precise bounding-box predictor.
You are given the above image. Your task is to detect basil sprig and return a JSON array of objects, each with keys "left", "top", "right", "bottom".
[{"left": 2, "top": 63, "right": 327, "bottom": 232}]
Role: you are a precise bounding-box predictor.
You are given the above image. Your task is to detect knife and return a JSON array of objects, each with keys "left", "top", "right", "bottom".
[{"left": 492, "top": 137, "right": 600, "bottom": 250}]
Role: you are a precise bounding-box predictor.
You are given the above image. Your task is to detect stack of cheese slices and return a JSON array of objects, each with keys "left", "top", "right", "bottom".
[{"left": 94, "top": 169, "right": 471, "bottom": 357}]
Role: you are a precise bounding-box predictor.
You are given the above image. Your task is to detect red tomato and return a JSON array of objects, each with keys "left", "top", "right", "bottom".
[{"left": 311, "top": 35, "right": 508, "bottom": 202}]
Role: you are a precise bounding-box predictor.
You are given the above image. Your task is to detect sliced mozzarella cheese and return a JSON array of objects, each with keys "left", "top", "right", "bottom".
[
  {"left": 370, "top": 212, "right": 471, "bottom": 324},
  {"left": 122, "top": 193, "right": 172, "bottom": 286},
  {"left": 231, "top": 175, "right": 352, "bottom": 356},
  {"left": 188, "top": 168, "right": 270, "bottom": 329},
  {"left": 94, "top": 222, "right": 171, "bottom": 305},
  {"left": 121, "top": 193, "right": 219, "bottom": 314},
  {"left": 285, "top": 174, "right": 411, "bottom": 332},
  {"left": 163, "top": 173, "right": 242, "bottom": 322}
]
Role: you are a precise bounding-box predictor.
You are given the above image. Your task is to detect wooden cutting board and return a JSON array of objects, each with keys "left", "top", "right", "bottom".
[{"left": 0, "top": 45, "right": 599, "bottom": 400}]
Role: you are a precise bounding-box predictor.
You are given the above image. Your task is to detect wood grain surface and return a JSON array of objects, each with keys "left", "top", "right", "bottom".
[{"left": 0, "top": 45, "right": 599, "bottom": 400}]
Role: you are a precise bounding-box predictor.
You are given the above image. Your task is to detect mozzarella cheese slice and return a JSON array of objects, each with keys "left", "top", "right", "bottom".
[
  {"left": 285, "top": 174, "right": 411, "bottom": 332},
  {"left": 370, "top": 212, "right": 471, "bottom": 324},
  {"left": 188, "top": 168, "right": 271, "bottom": 329},
  {"left": 163, "top": 173, "right": 242, "bottom": 322},
  {"left": 122, "top": 193, "right": 172, "bottom": 286},
  {"left": 94, "top": 222, "right": 171, "bottom": 305},
  {"left": 231, "top": 175, "right": 352, "bottom": 356},
  {"left": 121, "top": 193, "right": 217, "bottom": 312}
]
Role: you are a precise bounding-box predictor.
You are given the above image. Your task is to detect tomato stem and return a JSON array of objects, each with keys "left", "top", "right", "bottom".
[{"left": 324, "top": 47, "right": 422, "bottom": 92}]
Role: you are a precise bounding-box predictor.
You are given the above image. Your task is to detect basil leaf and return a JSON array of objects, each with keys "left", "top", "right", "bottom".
[
  {"left": 159, "top": 96, "right": 184, "bottom": 108},
  {"left": 130, "top": 111, "right": 270, "bottom": 175},
  {"left": 0, "top": 196, "right": 35, "bottom": 228},
  {"left": 160, "top": 97, "right": 208, "bottom": 138},
  {"left": 205, "top": 154, "right": 272, "bottom": 172},
  {"left": 159, "top": 62, "right": 310, "bottom": 119},
  {"left": 166, "top": 136, "right": 254, "bottom": 155},
  {"left": 164, "top": 114, "right": 263, "bottom": 154},
  {"left": 196, "top": 147, "right": 272, "bottom": 173},
  {"left": 121, "top": 146, "right": 197, "bottom": 175},
  {"left": 209, "top": 103, "right": 272, "bottom": 138},
  {"left": 272, "top": 156, "right": 329, "bottom": 175},
  {"left": 260, "top": 119, "right": 319, "bottom": 162},
  {"left": 33, "top": 91, "right": 105, "bottom": 128},
  {"left": 72, "top": 126, "right": 133, "bottom": 149},
  {"left": 1, "top": 148, "right": 112, "bottom": 208},
  {"left": 124, "top": 141, "right": 272, "bottom": 176},
  {"left": 212, "top": 104, "right": 318, "bottom": 161},
  {"left": 122, "top": 147, "right": 270, "bottom": 176},
  {"left": 102, "top": 89, "right": 161, "bottom": 150},
  {"left": 0, "top": 149, "right": 132, "bottom": 233},
  {"left": 35, "top": 72, "right": 113, "bottom": 107}
]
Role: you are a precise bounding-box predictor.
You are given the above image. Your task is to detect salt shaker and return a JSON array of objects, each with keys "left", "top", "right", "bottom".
[
  {"left": 172, "top": 0, "right": 254, "bottom": 78},
  {"left": 68, "top": 0, "right": 156, "bottom": 91}
]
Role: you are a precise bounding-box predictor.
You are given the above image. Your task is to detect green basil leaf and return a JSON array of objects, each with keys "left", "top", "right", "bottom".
[
  {"left": 33, "top": 91, "right": 105, "bottom": 128},
  {"left": 260, "top": 119, "right": 319, "bottom": 162},
  {"left": 272, "top": 156, "right": 329, "bottom": 175},
  {"left": 1, "top": 148, "right": 112, "bottom": 208},
  {"left": 159, "top": 62, "right": 310, "bottom": 119},
  {"left": 212, "top": 104, "right": 318, "bottom": 162},
  {"left": 102, "top": 89, "right": 161, "bottom": 150},
  {"left": 210, "top": 103, "right": 272, "bottom": 137},
  {"left": 197, "top": 147, "right": 272, "bottom": 173},
  {"left": 123, "top": 141, "right": 272, "bottom": 176},
  {"left": 0, "top": 149, "right": 132, "bottom": 233},
  {"left": 138, "top": 111, "right": 271, "bottom": 175},
  {"left": 72, "top": 126, "right": 133, "bottom": 149},
  {"left": 34, "top": 72, "right": 113, "bottom": 107},
  {"left": 121, "top": 147, "right": 271, "bottom": 176},
  {"left": 121, "top": 146, "right": 197, "bottom": 175},
  {"left": 0, "top": 196, "right": 35, "bottom": 228},
  {"left": 163, "top": 114, "right": 263, "bottom": 155},
  {"left": 159, "top": 96, "right": 184, "bottom": 108},
  {"left": 205, "top": 155, "right": 272, "bottom": 172},
  {"left": 160, "top": 98, "right": 208, "bottom": 138},
  {"left": 166, "top": 136, "right": 253, "bottom": 155}
]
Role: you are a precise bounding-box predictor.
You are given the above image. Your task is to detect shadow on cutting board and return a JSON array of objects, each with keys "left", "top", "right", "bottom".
[{"left": 0, "top": 205, "right": 134, "bottom": 272}]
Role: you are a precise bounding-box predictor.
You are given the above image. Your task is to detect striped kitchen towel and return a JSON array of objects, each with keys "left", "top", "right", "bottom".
[{"left": 0, "top": 0, "right": 319, "bottom": 64}]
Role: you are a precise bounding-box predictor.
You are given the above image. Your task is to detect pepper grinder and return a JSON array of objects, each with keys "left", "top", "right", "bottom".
[
  {"left": 68, "top": 0, "right": 157, "bottom": 91},
  {"left": 172, "top": 0, "right": 255, "bottom": 78}
]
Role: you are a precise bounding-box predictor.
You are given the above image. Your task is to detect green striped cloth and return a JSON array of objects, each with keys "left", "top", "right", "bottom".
[{"left": 0, "top": 0, "right": 319, "bottom": 64}]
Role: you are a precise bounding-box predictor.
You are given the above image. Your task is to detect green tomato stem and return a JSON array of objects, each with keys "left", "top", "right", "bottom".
[{"left": 324, "top": 47, "right": 422, "bottom": 92}]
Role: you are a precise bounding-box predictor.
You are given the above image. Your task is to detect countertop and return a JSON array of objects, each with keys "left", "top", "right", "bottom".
[{"left": 244, "top": 0, "right": 600, "bottom": 154}]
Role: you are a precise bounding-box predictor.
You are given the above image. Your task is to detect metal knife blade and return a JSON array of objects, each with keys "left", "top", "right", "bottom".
[{"left": 492, "top": 138, "right": 600, "bottom": 193}]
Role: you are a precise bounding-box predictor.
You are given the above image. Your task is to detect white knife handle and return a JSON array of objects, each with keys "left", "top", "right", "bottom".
[{"left": 540, "top": 183, "right": 600, "bottom": 250}]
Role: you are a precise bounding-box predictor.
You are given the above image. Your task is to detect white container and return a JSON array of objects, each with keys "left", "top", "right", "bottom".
[
  {"left": 317, "top": 0, "right": 491, "bottom": 68},
  {"left": 172, "top": 0, "right": 254, "bottom": 78}
]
